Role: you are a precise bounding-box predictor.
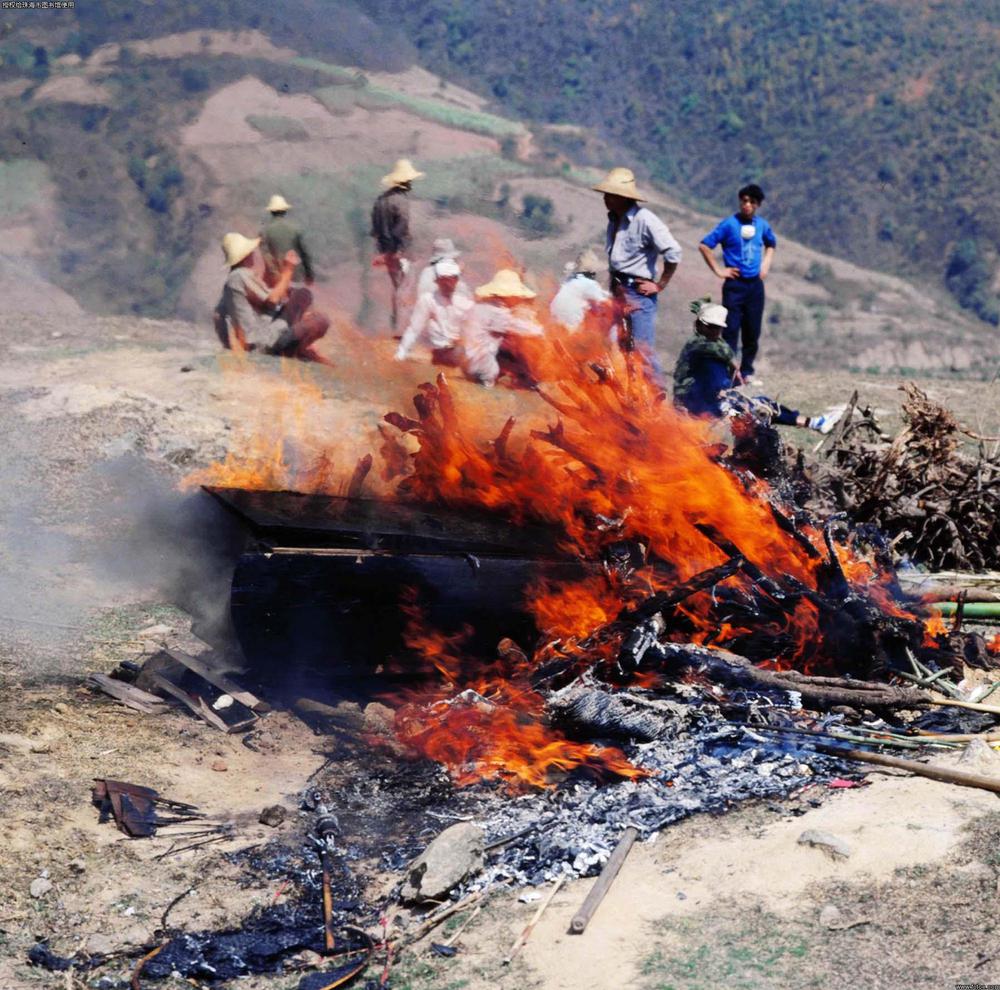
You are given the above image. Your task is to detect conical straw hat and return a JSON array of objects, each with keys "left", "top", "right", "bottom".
[
  {"left": 592, "top": 167, "right": 646, "bottom": 201},
  {"left": 266, "top": 194, "right": 291, "bottom": 212},
  {"left": 381, "top": 158, "right": 425, "bottom": 188},
  {"left": 221, "top": 232, "right": 261, "bottom": 268},
  {"left": 475, "top": 268, "right": 536, "bottom": 300}
]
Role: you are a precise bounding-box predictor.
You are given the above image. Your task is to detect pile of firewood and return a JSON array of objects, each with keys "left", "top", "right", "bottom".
[{"left": 809, "top": 384, "right": 1000, "bottom": 571}]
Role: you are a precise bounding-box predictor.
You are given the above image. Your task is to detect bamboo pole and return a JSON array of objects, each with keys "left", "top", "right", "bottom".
[
  {"left": 928, "top": 602, "right": 1000, "bottom": 618},
  {"left": 816, "top": 744, "right": 1000, "bottom": 795},
  {"left": 930, "top": 698, "right": 1000, "bottom": 716},
  {"left": 503, "top": 875, "right": 564, "bottom": 964}
]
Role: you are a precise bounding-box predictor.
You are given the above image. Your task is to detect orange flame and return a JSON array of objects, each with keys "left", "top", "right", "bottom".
[{"left": 189, "top": 306, "right": 948, "bottom": 791}]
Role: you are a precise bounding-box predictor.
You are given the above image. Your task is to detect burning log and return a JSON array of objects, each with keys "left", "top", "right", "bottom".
[
  {"left": 636, "top": 641, "right": 930, "bottom": 711},
  {"left": 548, "top": 687, "right": 692, "bottom": 742}
]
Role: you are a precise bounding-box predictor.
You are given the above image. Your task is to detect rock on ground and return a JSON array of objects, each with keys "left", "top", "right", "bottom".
[{"left": 401, "top": 822, "right": 485, "bottom": 903}]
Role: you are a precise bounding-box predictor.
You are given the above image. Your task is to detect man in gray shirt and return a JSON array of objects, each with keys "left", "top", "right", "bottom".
[
  {"left": 593, "top": 167, "right": 681, "bottom": 379},
  {"left": 215, "top": 232, "right": 330, "bottom": 364}
]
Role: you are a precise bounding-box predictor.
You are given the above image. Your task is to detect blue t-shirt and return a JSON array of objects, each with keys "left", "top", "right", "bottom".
[{"left": 701, "top": 214, "right": 777, "bottom": 278}]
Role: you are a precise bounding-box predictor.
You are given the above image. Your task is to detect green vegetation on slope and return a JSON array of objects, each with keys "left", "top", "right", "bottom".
[{"left": 362, "top": 0, "right": 1000, "bottom": 325}]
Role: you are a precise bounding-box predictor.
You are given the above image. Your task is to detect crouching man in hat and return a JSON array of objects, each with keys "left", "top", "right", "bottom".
[
  {"left": 371, "top": 158, "right": 424, "bottom": 330},
  {"left": 394, "top": 258, "right": 472, "bottom": 368},
  {"left": 593, "top": 167, "right": 681, "bottom": 379},
  {"left": 214, "top": 232, "right": 331, "bottom": 365},
  {"left": 463, "top": 268, "right": 543, "bottom": 388},
  {"left": 673, "top": 299, "right": 840, "bottom": 433}
]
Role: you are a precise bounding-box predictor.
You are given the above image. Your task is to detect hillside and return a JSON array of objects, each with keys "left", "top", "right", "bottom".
[
  {"left": 362, "top": 0, "right": 1000, "bottom": 328},
  {"left": 0, "top": 18, "right": 989, "bottom": 377}
]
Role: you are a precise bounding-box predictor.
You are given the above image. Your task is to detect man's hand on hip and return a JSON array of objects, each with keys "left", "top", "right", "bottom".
[
  {"left": 634, "top": 278, "right": 659, "bottom": 296},
  {"left": 719, "top": 266, "right": 740, "bottom": 280}
]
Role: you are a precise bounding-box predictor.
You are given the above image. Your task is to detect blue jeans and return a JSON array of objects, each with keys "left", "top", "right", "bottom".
[{"left": 618, "top": 284, "right": 662, "bottom": 379}]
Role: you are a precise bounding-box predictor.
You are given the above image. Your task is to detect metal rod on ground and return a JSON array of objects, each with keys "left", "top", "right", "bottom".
[
  {"left": 503, "top": 875, "right": 564, "bottom": 965},
  {"left": 814, "top": 744, "right": 1000, "bottom": 795},
  {"left": 569, "top": 826, "right": 639, "bottom": 935}
]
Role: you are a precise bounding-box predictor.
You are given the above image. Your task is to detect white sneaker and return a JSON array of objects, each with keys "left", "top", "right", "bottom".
[
  {"left": 809, "top": 405, "right": 846, "bottom": 434},
  {"left": 740, "top": 374, "right": 761, "bottom": 387}
]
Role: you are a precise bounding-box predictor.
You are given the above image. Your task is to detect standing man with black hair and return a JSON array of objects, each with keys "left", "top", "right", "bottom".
[{"left": 698, "top": 184, "right": 776, "bottom": 384}]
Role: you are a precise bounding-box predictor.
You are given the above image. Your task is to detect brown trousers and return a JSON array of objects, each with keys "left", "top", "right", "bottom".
[{"left": 270, "top": 288, "right": 330, "bottom": 361}]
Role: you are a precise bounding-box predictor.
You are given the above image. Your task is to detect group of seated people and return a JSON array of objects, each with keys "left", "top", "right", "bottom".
[{"left": 394, "top": 237, "right": 552, "bottom": 388}]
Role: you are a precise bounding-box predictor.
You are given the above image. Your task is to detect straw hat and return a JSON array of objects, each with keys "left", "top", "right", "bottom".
[
  {"left": 475, "top": 268, "right": 536, "bottom": 300},
  {"left": 221, "top": 232, "right": 261, "bottom": 268},
  {"left": 574, "top": 248, "right": 603, "bottom": 273},
  {"left": 266, "top": 194, "right": 291, "bottom": 213},
  {"left": 592, "top": 167, "right": 646, "bottom": 201},
  {"left": 429, "top": 237, "right": 460, "bottom": 262},
  {"left": 381, "top": 158, "right": 425, "bottom": 188},
  {"left": 697, "top": 303, "right": 729, "bottom": 328}
]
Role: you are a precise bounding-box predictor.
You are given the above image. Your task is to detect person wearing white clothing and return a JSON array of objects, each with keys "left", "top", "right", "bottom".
[
  {"left": 463, "top": 268, "right": 543, "bottom": 388},
  {"left": 416, "top": 237, "right": 473, "bottom": 302},
  {"left": 549, "top": 248, "right": 612, "bottom": 332},
  {"left": 394, "top": 259, "right": 472, "bottom": 366}
]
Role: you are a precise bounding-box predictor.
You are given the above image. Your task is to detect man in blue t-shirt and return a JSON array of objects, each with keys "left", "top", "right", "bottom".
[{"left": 698, "top": 184, "right": 777, "bottom": 383}]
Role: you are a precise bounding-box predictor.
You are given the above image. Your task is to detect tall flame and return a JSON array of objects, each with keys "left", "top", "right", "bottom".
[{"left": 190, "top": 319, "right": 949, "bottom": 790}]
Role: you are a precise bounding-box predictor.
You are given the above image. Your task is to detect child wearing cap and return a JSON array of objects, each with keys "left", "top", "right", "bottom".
[
  {"left": 394, "top": 258, "right": 473, "bottom": 367},
  {"left": 673, "top": 299, "right": 841, "bottom": 433}
]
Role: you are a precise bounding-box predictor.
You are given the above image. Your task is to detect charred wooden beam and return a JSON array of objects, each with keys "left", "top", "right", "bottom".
[{"left": 642, "top": 641, "right": 929, "bottom": 710}]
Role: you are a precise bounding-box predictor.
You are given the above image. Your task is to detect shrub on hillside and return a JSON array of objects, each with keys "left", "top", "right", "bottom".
[{"left": 246, "top": 114, "right": 310, "bottom": 141}]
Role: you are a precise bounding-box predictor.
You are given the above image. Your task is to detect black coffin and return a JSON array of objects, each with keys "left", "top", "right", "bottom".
[{"left": 204, "top": 487, "right": 588, "bottom": 695}]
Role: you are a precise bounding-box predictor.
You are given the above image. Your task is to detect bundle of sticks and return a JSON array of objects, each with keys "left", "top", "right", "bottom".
[{"left": 810, "top": 384, "right": 1000, "bottom": 571}]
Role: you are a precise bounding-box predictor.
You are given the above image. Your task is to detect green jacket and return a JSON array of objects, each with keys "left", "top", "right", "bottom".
[
  {"left": 672, "top": 334, "right": 737, "bottom": 411},
  {"left": 260, "top": 215, "right": 314, "bottom": 282}
]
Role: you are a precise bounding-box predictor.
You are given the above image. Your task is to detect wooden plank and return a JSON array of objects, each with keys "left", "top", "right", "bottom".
[
  {"left": 161, "top": 647, "right": 267, "bottom": 713},
  {"left": 146, "top": 672, "right": 257, "bottom": 734},
  {"left": 88, "top": 673, "right": 170, "bottom": 715}
]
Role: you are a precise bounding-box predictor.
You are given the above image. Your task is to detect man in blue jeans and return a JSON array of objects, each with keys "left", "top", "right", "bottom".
[
  {"left": 593, "top": 167, "right": 682, "bottom": 380},
  {"left": 698, "top": 184, "right": 776, "bottom": 384}
]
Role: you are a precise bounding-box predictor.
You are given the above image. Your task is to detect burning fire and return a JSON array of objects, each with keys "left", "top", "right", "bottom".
[{"left": 190, "top": 319, "right": 953, "bottom": 790}]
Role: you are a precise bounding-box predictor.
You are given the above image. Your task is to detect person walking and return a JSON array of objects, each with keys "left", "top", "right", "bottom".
[
  {"left": 698, "top": 184, "right": 777, "bottom": 384},
  {"left": 260, "top": 194, "right": 314, "bottom": 288},
  {"left": 593, "top": 167, "right": 681, "bottom": 379},
  {"left": 371, "top": 158, "right": 424, "bottom": 330}
]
